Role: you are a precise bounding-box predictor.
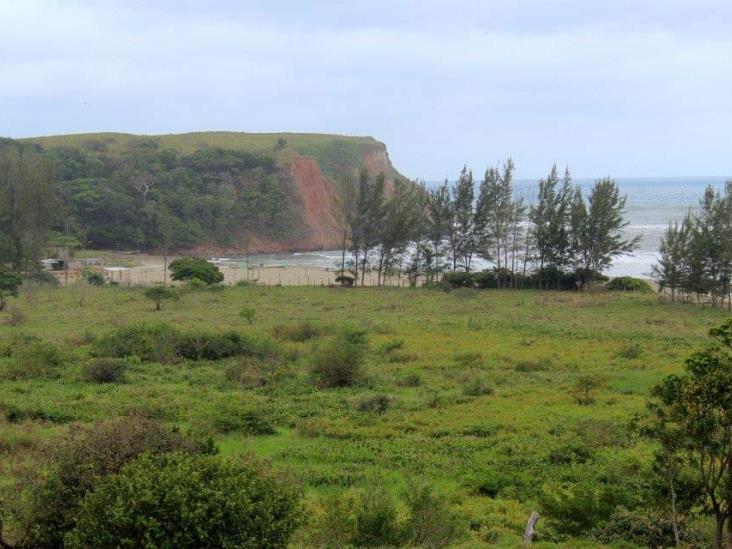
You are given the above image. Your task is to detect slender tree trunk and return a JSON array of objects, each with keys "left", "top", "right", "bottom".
[
  {"left": 354, "top": 249, "right": 360, "bottom": 287},
  {"left": 668, "top": 471, "right": 680, "bottom": 546},
  {"left": 714, "top": 514, "right": 724, "bottom": 549},
  {"left": 340, "top": 226, "right": 347, "bottom": 275},
  {"left": 726, "top": 514, "right": 732, "bottom": 549}
]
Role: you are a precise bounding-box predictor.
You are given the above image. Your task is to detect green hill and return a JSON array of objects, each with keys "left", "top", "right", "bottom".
[{"left": 13, "top": 131, "right": 406, "bottom": 253}]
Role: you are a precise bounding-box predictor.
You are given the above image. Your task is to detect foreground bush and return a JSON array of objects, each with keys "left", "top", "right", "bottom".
[
  {"left": 82, "top": 358, "right": 127, "bottom": 383},
  {"left": 310, "top": 327, "right": 367, "bottom": 388},
  {"left": 593, "top": 507, "right": 698, "bottom": 548},
  {"left": 65, "top": 453, "right": 301, "bottom": 549},
  {"left": 23, "top": 416, "right": 207, "bottom": 547},
  {"left": 607, "top": 276, "right": 653, "bottom": 292}
]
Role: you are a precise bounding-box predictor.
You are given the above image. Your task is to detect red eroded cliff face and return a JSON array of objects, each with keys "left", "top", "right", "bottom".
[
  {"left": 186, "top": 141, "right": 406, "bottom": 255},
  {"left": 214, "top": 156, "right": 342, "bottom": 254}
]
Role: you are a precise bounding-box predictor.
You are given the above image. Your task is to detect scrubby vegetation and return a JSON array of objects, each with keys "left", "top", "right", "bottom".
[{"left": 0, "top": 283, "right": 729, "bottom": 546}]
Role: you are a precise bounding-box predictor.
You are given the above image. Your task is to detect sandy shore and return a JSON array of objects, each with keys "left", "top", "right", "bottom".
[{"left": 62, "top": 254, "right": 411, "bottom": 287}]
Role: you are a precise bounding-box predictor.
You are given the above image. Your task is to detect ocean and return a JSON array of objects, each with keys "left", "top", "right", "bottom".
[{"left": 232, "top": 177, "right": 730, "bottom": 278}]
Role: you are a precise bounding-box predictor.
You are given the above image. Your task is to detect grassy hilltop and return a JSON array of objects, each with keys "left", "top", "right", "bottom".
[
  {"left": 0, "top": 284, "right": 727, "bottom": 546},
  {"left": 23, "top": 131, "right": 404, "bottom": 182}
]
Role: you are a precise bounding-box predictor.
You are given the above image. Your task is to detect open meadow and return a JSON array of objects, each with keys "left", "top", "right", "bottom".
[{"left": 1, "top": 284, "right": 729, "bottom": 547}]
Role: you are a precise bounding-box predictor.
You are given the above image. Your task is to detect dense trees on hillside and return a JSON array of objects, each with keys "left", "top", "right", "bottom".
[
  {"left": 0, "top": 137, "right": 299, "bottom": 260},
  {"left": 653, "top": 182, "right": 732, "bottom": 307},
  {"left": 0, "top": 140, "right": 57, "bottom": 271},
  {"left": 339, "top": 160, "right": 638, "bottom": 288}
]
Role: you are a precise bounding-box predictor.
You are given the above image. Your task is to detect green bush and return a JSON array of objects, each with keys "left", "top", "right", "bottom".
[
  {"left": 92, "top": 322, "right": 181, "bottom": 363},
  {"left": 272, "top": 320, "right": 325, "bottom": 342},
  {"left": 403, "top": 482, "right": 465, "bottom": 548},
  {"left": 65, "top": 453, "right": 301, "bottom": 549},
  {"left": 177, "top": 331, "right": 273, "bottom": 361},
  {"left": 82, "top": 358, "right": 127, "bottom": 383},
  {"left": 143, "top": 286, "right": 178, "bottom": 310},
  {"left": 607, "top": 276, "right": 653, "bottom": 292},
  {"left": 224, "top": 357, "right": 274, "bottom": 387},
  {"left": 353, "top": 487, "right": 404, "bottom": 548},
  {"left": 84, "top": 271, "right": 104, "bottom": 286},
  {"left": 210, "top": 407, "right": 275, "bottom": 435},
  {"left": 169, "top": 257, "right": 224, "bottom": 285},
  {"left": 23, "top": 417, "right": 206, "bottom": 547},
  {"left": 239, "top": 306, "right": 256, "bottom": 324},
  {"left": 356, "top": 393, "right": 392, "bottom": 414},
  {"left": 310, "top": 328, "right": 367, "bottom": 388},
  {"left": 593, "top": 507, "right": 698, "bottom": 547},
  {"left": 4, "top": 341, "right": 64, "bottom": 379}
]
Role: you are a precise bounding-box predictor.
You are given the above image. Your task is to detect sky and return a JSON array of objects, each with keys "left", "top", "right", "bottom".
[{"left": 1, "top": 0, "right": 731, "bottom": 180}]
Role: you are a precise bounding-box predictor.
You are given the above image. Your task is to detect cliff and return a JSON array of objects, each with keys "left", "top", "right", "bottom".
[{"left": 20, "top": 131, "right": 407, "bottom": 254}]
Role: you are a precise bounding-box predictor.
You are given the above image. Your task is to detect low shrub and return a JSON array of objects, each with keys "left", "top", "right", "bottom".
[
  {"left": 224, "top": 357, "right": 274, "bottom": 387},
  {"left": 0, "top": 332, "right": 40, "bottom": 356},
  {"left": 5, "top": 306, "right": 25, "bottom": 326},
  {"left": 239, "top": 307, "right": 256, "bottom": 324},
  {"left": 82, "top": 358, "right": 127, "bottom": 384},
  {"left": 272, "top": 320, "right": 325, "bottom": 342},
  {"left": 310, "top": 328, "right": 367, "bottom": 388},
  {"left": 84, "top": 271, "right": 104, "bottom": 286},
  {"left": 462, "top": 378, "right": 494, "bottom": 397},
  {"left": 396, "top": 371, "right": 422, "bottom": 387},
  {"left": 1, "top": 403, "right": 75, "bottom": 424},
  {"left": 356, "top": 394, "right": 392, "bottom": 414},
  {"left": 211, "top": 408, "right": 275, "bottom": 435},
  {"left": 93, "top": 323, "right": 274, "bottom": 363},
  {"left": 65, "top": 453, "right": 301, "bottom": 549},
  {"left": 593, "top": 507, "right": 699, "bottom": 547},
  {"left": 376, "top": 338, "right": 404, "bottom": 354},
  {"left": 607, "top": 276, "right": 653, "bottom": 292},
  {"left": 353, "top": 488, "right": 404, "bottom": 548},
  {"left": 4, "top": 341, "right": 64, "bottom": 379},
  {"left": 403, "top": 482, "right": 466, "bottom": 548},
  {"left": 616, "top": 342, "right": 643, "bottom": 360},
  {"left": 92, "top": 322, "right": 181, "bottom": 363}
]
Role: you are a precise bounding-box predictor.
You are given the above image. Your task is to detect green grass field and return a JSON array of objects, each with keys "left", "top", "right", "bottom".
[{"left": 0, "top": 285, "right": 728, "bottom": 546}]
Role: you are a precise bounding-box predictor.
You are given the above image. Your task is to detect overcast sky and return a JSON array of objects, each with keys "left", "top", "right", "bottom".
[{"left": 1, "top": 1, "right": 731, "bottom": 180}]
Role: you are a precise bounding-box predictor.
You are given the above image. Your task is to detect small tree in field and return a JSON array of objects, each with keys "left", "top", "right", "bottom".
[
  {"left": 648, "top": 320, "right": 732, "bottom": 549},
  {"left": 169, "top": 257, "right": 224, "bottom": 285},
  {"left": 239, "top": 307, "right": 256, "bottom": 324},
  {"left": 143, "top": 286, "right": 178, "bottom": 311},
  {"left": 0, "top": 267, "right": 22, "bottom": 311}
]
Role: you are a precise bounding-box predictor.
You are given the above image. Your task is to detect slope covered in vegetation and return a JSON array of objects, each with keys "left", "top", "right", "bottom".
[{"left": 16, "top": 132, "right": 404, "bottom": 253}]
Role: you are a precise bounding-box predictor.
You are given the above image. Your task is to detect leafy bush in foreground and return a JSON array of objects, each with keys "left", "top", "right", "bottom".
[
  {"left": 65, "top": 453, "right": 301, "bottom": 549},
  {"left": 22, "top": 416, "right": 206, "bottom": 548}
]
